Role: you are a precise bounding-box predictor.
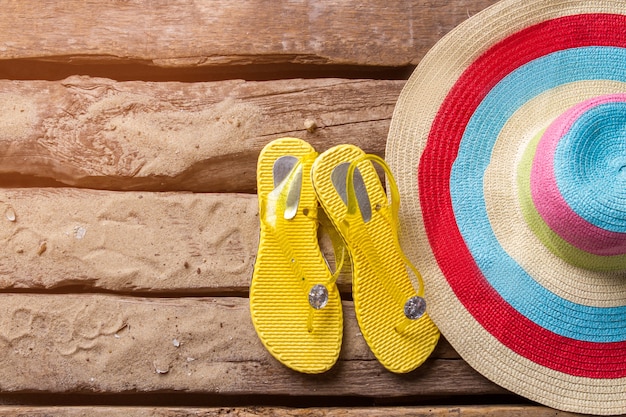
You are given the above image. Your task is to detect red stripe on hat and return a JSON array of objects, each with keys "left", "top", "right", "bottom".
[{"left": 420, "top": 13, "right": 626, "bottom": 378}]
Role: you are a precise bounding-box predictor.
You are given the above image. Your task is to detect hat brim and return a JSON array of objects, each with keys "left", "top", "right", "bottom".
[{"left": 386, "top": 1, "right": 626, "bottom": 414}]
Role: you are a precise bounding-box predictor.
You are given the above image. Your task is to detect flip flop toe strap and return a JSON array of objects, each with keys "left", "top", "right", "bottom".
[
  {"left": 260, "top": 153, "right": 338, "bottom": 333},
  {"left": 344, "top": 155, "right": 428, "bottom": 331}
]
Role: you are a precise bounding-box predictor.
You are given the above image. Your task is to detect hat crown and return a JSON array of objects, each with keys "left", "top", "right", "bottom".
[{"left": 522, "top": 94, "right": 626, "bottom": 270}]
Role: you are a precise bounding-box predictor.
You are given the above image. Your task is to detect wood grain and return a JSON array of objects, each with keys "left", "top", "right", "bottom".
[
  {"left": 0, "top": 406, "right": 593, "bottom": 417},
  {"left": 0, "top": 1, "right": 498, "bottom": 68},
  {"left": 0, "top": 294, "right": 499, "bottom": 396},
  {"left": 0, "top": 77, "right": 400, "bottom": 192}
]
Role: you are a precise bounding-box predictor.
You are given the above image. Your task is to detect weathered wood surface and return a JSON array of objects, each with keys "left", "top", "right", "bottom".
[
  {"left": 0, "top": 294, "right": 499, "bottom": 397},
  {"left": 0, "top": 77, "right": 398, "bottom": 192},
  {"left": 0, "top": 406, "right": 593, "bottom": 417},
  {"left": 0, "top": 190, "right": 258, "bottom": 293},
  {"left": 0, "top": 1, "right": 497, "bottom": 68}
]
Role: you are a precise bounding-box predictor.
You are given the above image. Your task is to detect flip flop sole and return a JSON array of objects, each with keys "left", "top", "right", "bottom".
[
  {"left": 312, "top": 144, "right": 439, "bottom": 373},
  {"left": 250, "top": 137, "right": 343, "bottom": 374}
]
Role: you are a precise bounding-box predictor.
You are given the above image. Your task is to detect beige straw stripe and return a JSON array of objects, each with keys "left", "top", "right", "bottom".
[{"left": 386, "top": 1, "right": 626, "bottom": 414}]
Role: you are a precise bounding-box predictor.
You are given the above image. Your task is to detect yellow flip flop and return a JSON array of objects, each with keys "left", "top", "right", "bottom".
[
  {"left": 250, "top": 137, "right": 343, "bottom": 374},
  {"left": 311, "top": 144, "right": 440, "bottom": 373}
]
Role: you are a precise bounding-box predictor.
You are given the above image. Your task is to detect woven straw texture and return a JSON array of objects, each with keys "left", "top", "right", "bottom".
[{"left": 386, "top": 0, "right": 626, "bottom": 414}]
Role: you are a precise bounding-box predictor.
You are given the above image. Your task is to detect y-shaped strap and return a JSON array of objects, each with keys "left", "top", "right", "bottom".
[
  {"left": 343, "top": 154, "right": 427, "bottom": 332},
  {"left": 260, "top": 152, "right": 344, "bottom": 333}
]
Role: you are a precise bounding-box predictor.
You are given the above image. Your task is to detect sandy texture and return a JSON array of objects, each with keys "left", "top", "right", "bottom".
[
  {"left": 0, "top": 77, "right": 400, "bottom": 192},
  {"left": 0, "top": 190, "right": 257, "bottom": 292},
  {"left": 0, "top": 294, "right": 493, "bottom": 397}
]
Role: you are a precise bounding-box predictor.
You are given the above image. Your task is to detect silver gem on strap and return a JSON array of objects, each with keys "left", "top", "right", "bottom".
[
  {"left": 404, "top": 296, "right": 426, "bottom": 320},
  {"left": 308, "top": 284, "right": 329, "bottom": 309}
]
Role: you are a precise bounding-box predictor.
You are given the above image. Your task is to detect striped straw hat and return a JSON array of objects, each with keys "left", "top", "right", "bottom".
[{"left": 386, "top": 1, "right": 626, "bottom": 415}]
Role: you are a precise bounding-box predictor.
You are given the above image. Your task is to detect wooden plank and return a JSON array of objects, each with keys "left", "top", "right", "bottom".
[
  {"left": 0, "top": 406, "right": 594, "bottom": 417},
  {"left": 0, "top": 294, "right": 501, "bottom": 396},
  {"left": 0, "top": 77, "right": 400, "bottom": 192},
  {"left": 0, "top": 190, "right": 258, "bottom": 293},
  {"left": 0, "top": 1, "right": 498, "bottom": 68}
]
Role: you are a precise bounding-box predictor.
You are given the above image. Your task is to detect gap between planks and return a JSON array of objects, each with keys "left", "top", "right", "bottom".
[
  {"left": 0, "top": 405, "right": 595, "bottom": 417},
  {"left": 0, "top": 60, "right": 415, "bottom": 83}
]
